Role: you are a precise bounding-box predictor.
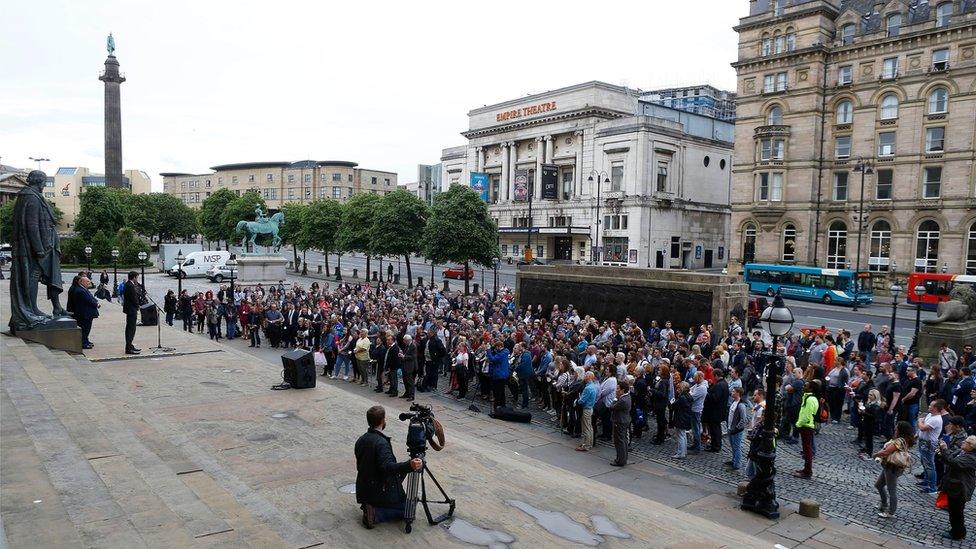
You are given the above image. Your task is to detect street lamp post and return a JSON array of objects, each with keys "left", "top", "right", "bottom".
[
  {"left": 913, "top": 283, "right": 926, "bottom": 347},
  {"left": 137, "top": 251, "right": 148, "bottom": 291},
  {"left": 889, "top": 278, "right": 902, "bottom": 354},
  {"left": 111, "top": 248, "right": 120, "bottom": 297},
  {"left": 587, "top": 171, "right": 610, "bottom": 264},
  {"left": 226, "top": 254, "right": 238, "bottom": 298},
  {"left": 852, "top": 158, "right": 873, "bottom": 312},
  {"left": 741, "top": 290, "right": 794, "bottom": 519},
  {"left": 28, "top": 156, "right": 50, "bottom": 170},
  {"left": 85, "top": 245, "right": 93, "bottom": 275},
  {"left": 176, "top": 250, "right": 185, "bottom": 301}
]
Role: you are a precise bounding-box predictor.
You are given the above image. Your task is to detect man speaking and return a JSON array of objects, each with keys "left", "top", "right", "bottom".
[
  {"left": 355, "top": 405, "right": 422, "bottom": 529},
  {"left": 122, "top": 271, "right": 141, "bottom": 355}
]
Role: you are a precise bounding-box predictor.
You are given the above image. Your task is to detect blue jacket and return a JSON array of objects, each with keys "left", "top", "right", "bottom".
[
  {"left": 69, "top": 285, "right": 99, "bottom": 321},
  {"left": 487, "top": 348, "right": 510, "bottom": 380},
  {"left": 579, "top": 382, "right": 598, "bottom": 410},
  {"left": 516, "top": 351, "right": 533, "bottom": 379},
  {"left": 536, "top": 351, "right": 553, "bottom": 376}
]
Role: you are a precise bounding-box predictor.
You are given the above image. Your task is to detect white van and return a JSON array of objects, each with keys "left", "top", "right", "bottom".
[{"left": 168, "top": 250, "right": 230, "bottom": 278}]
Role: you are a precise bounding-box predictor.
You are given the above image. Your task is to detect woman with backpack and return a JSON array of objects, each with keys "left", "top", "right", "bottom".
[{"left": 873, "top": 420, "right": 916, "bottom": 519}]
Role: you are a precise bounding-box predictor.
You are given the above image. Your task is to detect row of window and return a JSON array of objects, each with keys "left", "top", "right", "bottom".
[
  {"left": 756, "top": 166, "right": 945, "bottom": 202},
  {"left": 759, "top": 28, "right": 797, "bottom": 57},
  {"left": 178, "top": 172, "right": 364, "bottom": 189},
  {"left": 742, "top": 221, "right": 976, "bottom": 274},
  {"left": 839, "top": 3, "right": 956, "bottom": 46}
]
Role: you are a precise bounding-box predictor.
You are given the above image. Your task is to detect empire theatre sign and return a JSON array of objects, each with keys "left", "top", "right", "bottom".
[{"left": 495, "top": 101, "right": 557, "bottom": 122}]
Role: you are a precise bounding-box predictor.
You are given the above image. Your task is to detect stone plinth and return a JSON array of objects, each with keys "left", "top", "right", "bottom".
[
  {"left": 516, "top": 265, "right": 748, "bottom": 329},
  {"left": 12, "top": 317, "right": 82, "bottom": 354},
  {"left": 918, "top": 320, "right": 976, "bottom": 364},
  {"left": 236, "top": 255, "right": 287, "bottom": 284}
]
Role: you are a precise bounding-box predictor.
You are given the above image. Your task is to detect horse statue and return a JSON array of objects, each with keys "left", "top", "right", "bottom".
[{"left": 236, "top": 211, "right": 284, "bottom": 252}]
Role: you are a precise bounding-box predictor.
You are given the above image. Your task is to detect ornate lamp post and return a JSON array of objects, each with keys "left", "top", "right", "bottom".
[
  {"left": 852, "top": 158, "right": 873, "bottom": 312},
  {"left": 226, "top": 254, "right": 238, "bottom": 297},
  {"left": 741, "top": 290, "right": 794, "bottom": 519},
  {"left": 913, "top": 283, "right": 926, "bottom": 347},
  {"left": 175, "top": 250, "right": 185, "bottom": 301},
  {"left": 137, "top": 251, "right": 148, "bottom": 291},
  {"left": 889, "top": 278, "right": 902, "bottom": 354},
  {"left": 111, "top": 248, "right": 120, "bottom": 297},
  {"left": 85, "top": 245, "right": 93, "bottom": 274},
  {"left": 586, "top": 171, "right": 611, "bottom": 264}
]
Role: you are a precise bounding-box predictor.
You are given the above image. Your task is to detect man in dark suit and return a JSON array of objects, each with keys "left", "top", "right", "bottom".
[
  {"left": 69, "top": 275, "right": 100, "bottom": 349},
  {"left": 282, "top": 302, "right": 299, "bottom": 348},
  {"left": 399, "top": 334, "right": 418, "bottom": 401},
  {"left": 122, "top": 271, "right": 141, "bottom": 354},
  {"left": 420, "top": 327, "right": 446, "bottom": 392},
  {"left": 355, "top": 405, "right": 422, "bottom": 528},
  {"left": 610, "top": 380, "right": 632, "bottom": 467},
  {"left": 383, "top": 334, "right": 402, "bottom": 397},
  {"left": 703, "top": 369, "right": 730, "bottom": 452}
]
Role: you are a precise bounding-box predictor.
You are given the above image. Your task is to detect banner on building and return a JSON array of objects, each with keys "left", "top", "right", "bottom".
[
  {"left": 629, "top": 249, "right": 638, "bottom": 264},
  {"left": 470, "top": 172, "right": 489, "bottom": 201},
  {"left": 513, "top": 169, "right": 529, "bottom": 202},
  {"left": 541, "top": 164, "right": 558, "bottom": 200}
]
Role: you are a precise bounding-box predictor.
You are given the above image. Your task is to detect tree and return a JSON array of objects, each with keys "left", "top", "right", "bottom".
[
  {"left": 370, "top": 189, "right": 428, "bottom": 288},
  {"left": 74, "top": 187, "right": 129, "bottom": 240},
  {"left": 121, "top": 237, "right": 151, "bottom": 265},
  {"left": 337, "top": 192, "right": 381, "bottom": 283},
  {"left": 126, "top": 193, "right": 198, "bottom": 244},
  {"left": 60, "top": 236, "right": 87, "bottom": 264},
  {"left": 221, "top": 191, "right": 266, "bottom": 249},
  {"left": 199, "top": 188, "right": 236, "bottom": 249},
  {"left": 90, "top": 230, "right": 115, "bottom": 265},
  {"left": 301, "top": 200, "right": 344, "bottom": 273},
  {"left": 421, "top": 185, "right": 498, "bottom": 295},
  {"left": 279, "top": 202, "right": 308, "bottom": 273}
]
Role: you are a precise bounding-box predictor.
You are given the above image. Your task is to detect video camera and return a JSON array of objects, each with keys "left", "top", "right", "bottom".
[{"left": 398, "top": 403, "right": 438, "bottom": 456}]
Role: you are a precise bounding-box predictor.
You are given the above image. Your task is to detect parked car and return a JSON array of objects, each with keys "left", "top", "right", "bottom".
[
  {"left": 0, "top": 244, "right": 11, "bottom": 262},
  {"left": 442, "top": 265, "right": 474, "bottom": 280},
  {"left": 206, "top": 264, "right": 238, "bottom": 283},
  {"left": 168, "top": 250, "right": 231, "bottom": 278}
]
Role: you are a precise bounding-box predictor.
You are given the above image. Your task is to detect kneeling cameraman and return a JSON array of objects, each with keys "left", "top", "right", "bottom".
[{"left": 355, "top": 405, "right": 422, "bottom": 528}]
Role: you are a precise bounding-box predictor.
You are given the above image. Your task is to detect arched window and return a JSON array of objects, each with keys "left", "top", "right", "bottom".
[
  {"left": 743, "top": 224, "right": 757, "bottom": 265},
  {"left": 761, "top": 35, "right": 772, "bottom": 56},
  {"left": 929, "top": 87, "right": 949, "bottom": 114},
  {"left": 774, "top": 31, "right": 785, "bottom": 54},
  {"left": 786, "top": 30, "right": 796, "bottom": 51},
  {"left": 836, "top": 100, "right": 853, "bottom": 124},
  {"left": 767, "top": 105, "right": 783, "bottom": 125},
  {"left": 841, "top": 23, "right": 856, "bottom": 45},
  {"left": 967, "top": 222, "right": 976, "bottom": 275},
  {"left": 827, "top": 221, "right": 848, "bottom": 269},
  {"left": 915, "top": 220, "right": 941, "bottom": 273},
  {"left": 936, "top": 2, "right": 953, "bottom": 27},
  {"left": 880, "top": 94, "right": 899, "bottom": 119},
  {"left": 782, "top": 224, "right": 797, "bottom": 262},
  {"left": 869, "top": 220, "right": 891, "bottom": 272},
  {"left": 886, "top": 13, "right": 902, "bottom": 36}
]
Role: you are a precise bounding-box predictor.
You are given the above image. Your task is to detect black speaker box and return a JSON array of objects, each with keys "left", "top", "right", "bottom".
[
  {"left": 490, "top": 406, "right": 532, "bottom": 423},
  {"left": 281, "top": 349, "right": 316, "bottom": 389},
  {"left": 140, "top": 303, "right": 158, "bottom": 326}
]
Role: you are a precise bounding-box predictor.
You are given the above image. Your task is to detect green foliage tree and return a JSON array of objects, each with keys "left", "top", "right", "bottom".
[
  {"left": 337, "top": 192, "right": 381, "bottom": 282},
  {"left": 125, "top": 193, "right": 198, "bottom": 244},
  {"left": 370, "top": 189, "right": 428, "bottom": 288},
  {"left": 60, "top": 236, "right": 87, "bottom": 264},
  {"left": 115, "top": 227, "right": 136, "bottom": 252},
  {"left": 421, "top": 185, "right": 498, "bottom": 295},
  {"left": 221, "top": 191, "right": 267, "bottom": 249},
  {"left": 301, "top": 200, "right": 344, "bottom": 273},
  {"left": 90, "top": 230, "right": 114, "bottom": 265},
  {"left": 279, "top": 202, "right": 308, "bottom": 273},
  {"left": 199, "top": 188, "right": 236, "bottom": 249},
  {"left": 74, "top": 187, "right": 129, "bottom": 240},
  {"left": 121, "top": 237, "right": 151, "bottom": 265}
]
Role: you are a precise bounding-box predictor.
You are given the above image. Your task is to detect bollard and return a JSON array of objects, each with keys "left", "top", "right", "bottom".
[
  {"left": 394, "top": 274, "right": 400, "bottom": 285},
  {"left": 443, "top": 280, "right": 450, "bottom": 292},
  {"left": 798, "top": 499, "right": 820, "bottom": 518},
  {"left": 317, "top": 265, "right": 322, "bottom": 274},
  {"left": 334, "top": 266, "right": 340, "bottom": 277},
  {"left": 353, "top": 268, "right": 358, "bottom": 279},
  {"left": 287, "top": 261, "right": 294, "bottom": 269},
  {"left": 473, "top": 283, "right": 479, "bottom": 295},
  {"left": 418, "top": 276, "right": 424, "bottom": 287},
  {"left": 372, "top": 271, "right": 378, "bottom": 281}
]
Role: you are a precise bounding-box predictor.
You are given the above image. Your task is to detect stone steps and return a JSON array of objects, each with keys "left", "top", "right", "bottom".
[{"left": 0, "top": 335, "right": 293, "bottom": 548}]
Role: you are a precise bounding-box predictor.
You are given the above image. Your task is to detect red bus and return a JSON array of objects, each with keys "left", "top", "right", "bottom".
[{"left": 906, "top": 272, "right": 976, "bottom": 310}]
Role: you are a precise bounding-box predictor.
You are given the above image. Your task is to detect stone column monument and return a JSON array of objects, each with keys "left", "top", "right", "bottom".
[
  {"left": 917, "top": 285, "right": 976, "bottom": 364},
  {"left": 99, "top": 33, "right": 126, "bottom": 188}
]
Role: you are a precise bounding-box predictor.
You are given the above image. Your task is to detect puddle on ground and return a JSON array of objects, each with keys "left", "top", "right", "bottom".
[
  {"left": 301, "top": 510, "right": 339, "bottom": 531},
  {"left": 337, "top": 483, "right": 356, "bottom": 494},
  {"left": 200, "top": 381, "right": 228, "bottom": 388},
  {"left": 590, "top": 516, "right": 630, "bottom": 539},
  {"left": 505, "top": 500, "right": 603, "bottom": 546},
  {"left": 445, "top": 518, "right": 514, "bottom": 549},
  {"left": 270, "top": 411, "right": 292, "bottom": 419},
  {"left": 245, "top": 433, "right": 276, "bottom": 443}
]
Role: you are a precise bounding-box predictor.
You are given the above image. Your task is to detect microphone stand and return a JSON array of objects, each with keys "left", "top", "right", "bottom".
[{"left": 140, "top": 286, "right": 175, "bottom": 353}]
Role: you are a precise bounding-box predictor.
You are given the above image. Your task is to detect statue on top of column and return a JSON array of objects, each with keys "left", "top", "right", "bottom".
[{"left": 107, "top": 33, "right": 116, "bottom": 56}]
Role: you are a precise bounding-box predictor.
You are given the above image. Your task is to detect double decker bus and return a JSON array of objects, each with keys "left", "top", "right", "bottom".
[
  {"left": 743, "top": 263, "right": 874, "bottom": 306},
  {"left": 906, "top": 272, "right": 976, "bottom": 311}
]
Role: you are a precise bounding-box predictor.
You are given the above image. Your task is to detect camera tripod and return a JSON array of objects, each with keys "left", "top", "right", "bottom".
[{"left": 403, "top": 453, "right": 455, "bottom": 534}]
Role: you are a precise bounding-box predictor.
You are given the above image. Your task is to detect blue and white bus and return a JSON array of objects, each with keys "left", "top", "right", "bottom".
[{"left": 743, "top": 263, "right": 873, "bottom": 306}]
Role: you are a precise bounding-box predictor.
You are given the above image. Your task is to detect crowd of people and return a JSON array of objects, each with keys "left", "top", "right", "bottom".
[{"left": 161, "top": 277, "right": 976, "bottom": 541}]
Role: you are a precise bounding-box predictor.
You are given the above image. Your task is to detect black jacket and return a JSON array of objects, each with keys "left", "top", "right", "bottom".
[
  {"left": 68, "top": 285, "right": 100, "bottom": 321},
  {"left": 672, "top": 393, "right": 693, "bottom": 430},
  {"left": 354, "top": 429, "right": 412, "bottom": 507},
  {"left": 702, "top": 379, "right": 730, "bottom": 423},
  {"left": 426, "top": 336, "right": 446, "bottom": 363},
  {"left": 122, "top": 280, "right": 141, "bottom": 314}
]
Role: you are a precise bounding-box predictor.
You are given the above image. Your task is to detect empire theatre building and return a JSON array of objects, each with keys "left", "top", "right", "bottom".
[{"left": 442, "top": 81, "right": 735, "bottom": 269}]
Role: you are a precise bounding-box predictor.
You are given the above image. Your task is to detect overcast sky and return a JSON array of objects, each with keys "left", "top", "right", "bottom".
[{"left": 1, "top": 0, "right": 742, "bottom": 191}]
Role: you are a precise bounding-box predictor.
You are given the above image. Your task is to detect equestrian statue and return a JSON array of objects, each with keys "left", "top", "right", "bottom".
[{"left": 236, "top": 206, "right": 284, "bottom": 252}]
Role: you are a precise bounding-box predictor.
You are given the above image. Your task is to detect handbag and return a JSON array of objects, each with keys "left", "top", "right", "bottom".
[
  {"left": 936, "top": 491, "right": 949, "bottom": 510},
  {"left": 884, "top": 439, "right": 912, "bottom": 471}
]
